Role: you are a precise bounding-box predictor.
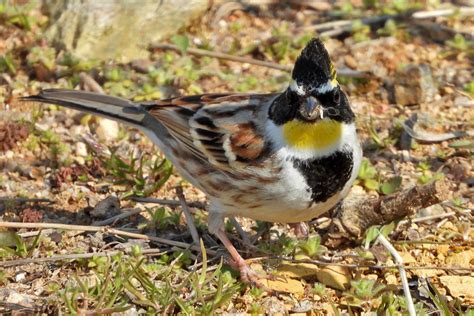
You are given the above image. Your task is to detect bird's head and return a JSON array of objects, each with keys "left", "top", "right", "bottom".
[{"left": 268, "top": 38, "right": 355, "bottom": 152}]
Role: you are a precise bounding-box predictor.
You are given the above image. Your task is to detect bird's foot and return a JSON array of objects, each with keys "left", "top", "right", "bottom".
[{"left": 289, "top": 222, "right": 309, "bottom": 239}]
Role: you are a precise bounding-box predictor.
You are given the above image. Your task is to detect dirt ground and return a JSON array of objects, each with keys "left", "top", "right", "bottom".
[{"left": 0, "top": 1, "right": 473, "bottom": 315}]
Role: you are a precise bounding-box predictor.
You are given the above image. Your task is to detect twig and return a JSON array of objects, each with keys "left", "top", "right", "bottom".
[
  {"left": 326, "top": 179, "right": 450, "bottom": 245},
  {"left": 92, "top": 208, "right": 144, "bottom": 226},
  {"left": 0, "top": 197, "right": 52, "bottom": 204},
  {"left": 258, "top": 256, "right": 474, "bottom": 271},
  {"left": 399, "top": 211, "right": 456, "bottom": 226},
  {"left": 0, "top": 222, "right": 216, "bottom": 255},
  {"left": 0, "top": 248, "right": 164, "bottom": 268},
  {"left": 302, "top": 6, "right": 474, "bottom": 44},
  {"left": 229, "top": 217, "right": 252, "bottom": 246},
  {"left": 175, "top": 187, "right": 200, "bottom": 247},
  {"left": 401, "top": 113, "right": 473, "bottom": 143},
  {"left": 18, "top": 229, "right": 54, "bottom": 238},
  {"left": 376, "top": 235, "right": 416, "bottom": 316},
  {"left": 131, "top": 196, "right": 207, "bottom": 209},
  {"left": 412, "top": 7, "right": 474, "bottom": 19},
  {"left": 150, "top": 43, "right": 371, "bottom": 78},
  {"left": 79, "top": 72, "right": 105, "bottom": 94}
]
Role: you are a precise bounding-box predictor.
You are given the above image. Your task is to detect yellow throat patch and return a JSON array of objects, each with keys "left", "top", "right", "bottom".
[{"left": 282, "top": 120, "right": 342, "bottom": 150}]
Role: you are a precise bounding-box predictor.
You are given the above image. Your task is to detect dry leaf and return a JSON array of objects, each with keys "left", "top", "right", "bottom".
[{"left": 316, "top": 266, "right": 351, "bottom": 290}]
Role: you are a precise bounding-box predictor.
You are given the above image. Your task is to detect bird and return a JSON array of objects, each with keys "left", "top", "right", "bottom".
[{"left": 23, "top": 38, "right": 362, "bottom": 285}]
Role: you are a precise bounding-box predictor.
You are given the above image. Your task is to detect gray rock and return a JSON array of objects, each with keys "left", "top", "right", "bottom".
[
  {"left": 394, "top": 64, "right": 436, "bottom": 106},
  {"left": 91, "top": 195, "right": 120, "bottom": 218},
  {"left": 42, "top": 0, "right": 210, "bottom": 62}
]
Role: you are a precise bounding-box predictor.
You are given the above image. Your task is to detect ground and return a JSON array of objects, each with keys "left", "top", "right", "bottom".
[{"left": 0, "top": 1, "right": 473, "bottom": 315}]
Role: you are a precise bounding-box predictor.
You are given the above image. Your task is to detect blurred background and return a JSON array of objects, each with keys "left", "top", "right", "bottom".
[{"left": 0, "top": 0, "right": 473, "bottom": 314}]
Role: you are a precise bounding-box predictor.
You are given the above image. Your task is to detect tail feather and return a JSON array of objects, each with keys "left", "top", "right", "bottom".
[{"left": 22, "top": 89, "right": 147, "bottom": 126}]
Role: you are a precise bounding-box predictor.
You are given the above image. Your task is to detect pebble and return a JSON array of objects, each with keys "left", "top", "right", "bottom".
[
  {"left": 454, "top": 96, "right": 473, "bottom": 107},
  {"left": 75, "top": 142, "right": 88, "bottom": 157},
  {"left": 95, "top": 118, "right": 119, "bottom": 142},
  {"left": 394, "top": 64, "right": 436, "bottom": 106},
  {"left": 90, "top": 195, "right": 120, "bottom": 218}
]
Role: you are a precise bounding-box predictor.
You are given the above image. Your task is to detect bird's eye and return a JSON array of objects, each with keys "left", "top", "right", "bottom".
[{"left": 333, "top": 90, "right": 341, "bottom": 104}]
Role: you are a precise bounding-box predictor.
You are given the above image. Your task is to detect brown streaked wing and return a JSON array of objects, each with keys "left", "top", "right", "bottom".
[{"left": 143, "top": 93, "right": 271, "bottom": 168}]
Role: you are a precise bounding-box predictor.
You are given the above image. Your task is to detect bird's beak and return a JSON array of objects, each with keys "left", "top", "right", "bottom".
[{"left": 300, "top": 96, "right": 324, "bottom": 121}]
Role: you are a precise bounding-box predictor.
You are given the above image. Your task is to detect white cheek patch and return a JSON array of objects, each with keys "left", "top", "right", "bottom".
[
  {"left": 289, "top": 80, "right": 305, "bottom": 95},
  {"left": 290, "top": 79, "right": 338, "bottom": 95},
  {"left": 314, "top": 79, "right": 338, "bottom": 94}
]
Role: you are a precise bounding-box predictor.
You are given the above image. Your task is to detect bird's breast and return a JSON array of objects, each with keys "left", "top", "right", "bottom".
[{"left": 292, "top": 148, "right": 354, "bottom": 204}]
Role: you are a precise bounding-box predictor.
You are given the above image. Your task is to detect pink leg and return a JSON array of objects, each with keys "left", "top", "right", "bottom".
[
  {"left": 289, "top": 222, "right": 309, "bottom": 239},
  {"left": 214, "top": 229, "right": 264, "bottom": 286}
]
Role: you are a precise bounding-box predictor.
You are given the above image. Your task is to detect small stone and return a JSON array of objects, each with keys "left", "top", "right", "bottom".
[
  {"left": 344, "top": 55, "right": 358, "bottom": 69},
  {"left": 95, "top": 118, "right": 119, "bottom": 142},
  {"left": 399, "top": 252, "right": 416, "bottom": 264},
  {"left": 276, "top": 261, "right": 320, "bottom": 279},
  {"left": 90, "top": 196, "right": 120, "bottom": 218},
  {"left": 316, "top": 266, "right": 351, "bottom": 290},
  {"left": 75, "top": 142, "right": 88, "bottom": 157},
  {"left": 291, "top": 300, "right": 313, "bottom": 312},
  {"left": 130, "top": 59, "right": 153, "bottom": 73},
  {"left": 260, "top": 296, "right": 288, "bottom": 315},
  {"left": 74, "top": 156, "right": 85, "bottom": 165},
  {"left": 394, "top": 64, "right": 436, "bottom": 106},
  {"left": 262, "top": 277, "right": 305, "bottom": 295},
  {"left": 446, "top": 249, "right": 474, "bottom": 269},
  {"left": 385, "top": 274, "right": 398, "bottom": 285},
  {"left": 15, "top": 272, "right": 26, "bottom": 282},
  {"left": 454, "top": 96, "right": 474, "bottom": 107},
  {"left": 440, "top": 276, "right": 474, "bottom": 300}
]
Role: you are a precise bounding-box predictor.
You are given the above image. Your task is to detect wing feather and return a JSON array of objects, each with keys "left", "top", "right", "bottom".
[{"left": 145, "top": 93, "right": 276, "bottom": 168}]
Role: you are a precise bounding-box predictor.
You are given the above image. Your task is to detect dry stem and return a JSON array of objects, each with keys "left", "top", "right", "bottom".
[{"left": 327, "top": 180, "right": 450, "bottom": 245}]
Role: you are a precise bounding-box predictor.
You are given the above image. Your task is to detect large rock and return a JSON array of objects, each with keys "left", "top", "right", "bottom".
[{"left": 41, "top": 0, "right": 210, "bottom": 62}]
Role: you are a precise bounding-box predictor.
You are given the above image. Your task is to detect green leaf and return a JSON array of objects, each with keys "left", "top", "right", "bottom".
[
  {"left": 380, "top": 176, "right": 402, "bottom": 195},
  {"left": 364, "top": 178, "right": 379, "bottom": 191},
  {"left": 171, "top": 35, "right": 190, "bottom": 54},
  {"left": 0, "top": 231, "right": 21, "bottom": 247},
  {"left": 363, "top": 226, "right": 379, "bottom": 248},
  {"left": 379, "top": 221, "right": 396, "bottom": 237},
  {"left": 449, "top": 140, "right": 473, "bottom": 148}
]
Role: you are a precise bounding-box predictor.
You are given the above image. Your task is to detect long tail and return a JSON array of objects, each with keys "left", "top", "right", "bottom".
[{"left": 22, "top": 89, "right": 149, "bottom": 127}]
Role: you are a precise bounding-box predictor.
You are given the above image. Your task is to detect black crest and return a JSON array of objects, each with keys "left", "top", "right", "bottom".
[{"left": 292, "top": 38, "right": 335, "bottom": 89}]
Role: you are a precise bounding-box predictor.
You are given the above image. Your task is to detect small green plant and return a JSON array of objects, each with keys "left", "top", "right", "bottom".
[
  {"left": 258, "top": 230, "right": 297, "bottom": 256},
  {"left": 380, "top": 176, "right": 402, "bottom": 195},
  {"left": 296, "top": 235, "right": 327, "bottom": 259},
  {"left": 313, "top": 282, "right": 326, "bottom": 296},
  {"left": 171, "top": 34, "right": 190, "bottom": 54},
  {"left": 0, "top": 230, "right": 41, "bottom": 259},
  {"left": 0, "top": 1, "right": 35, "bottom": 30},
  {"left": 464, "top": 81, "right": 474, "bottom": 96},
  {"left": 144, "top": 207, "right": 180, "bottom": 231},
  {"left": 26, "top": 46, "right": 57, "bottom": 71},
  {"left": 346, "top": 278, "right": 386, "bottom": 302},
  {"left": 362, "top": 222, "right": 396, "bottom": 249},
  {"left": 378, "top": 292, "right": 429, "bottom": 315},
  {"left": 377, "top": 19, "right": 398, "bottom": 37},
  {"left": 446, "top": 34, "right": 469, "bottom": 51},
  {"left": 101, "top": 151, "right": 173, "bottom": 198},
  {"left": 0, "top": 52, "right": 16, "bottom": 74},
  {"left": 352, "top": 20, "right": 371, "bottom": 42},
  {"left": 357, "top": 158, "right": 379, "bottom": 191},
  {"left": 39, "top": 130, "right": 70, "bottom": 166},
  {"left": 416, "top": 161, "right": 444, "bottom": 184},
  {"left": 0, "top": 269, "right": 9, "bottom": 285}
]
